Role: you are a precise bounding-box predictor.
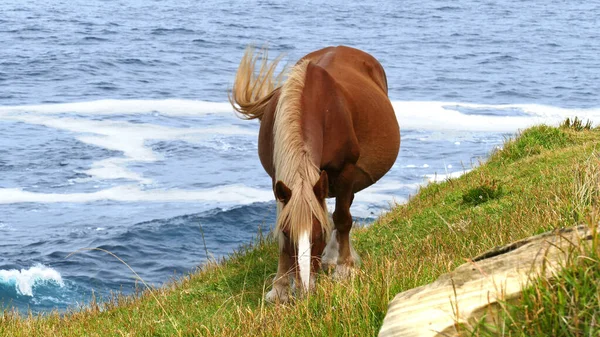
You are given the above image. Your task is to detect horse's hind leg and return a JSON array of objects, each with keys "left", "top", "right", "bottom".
[
  {"left": 325, "top": 164, "right": 360, "bottom": 279},
  {"left": 265, "top": 232, "right": 292, "bottom": 302}
]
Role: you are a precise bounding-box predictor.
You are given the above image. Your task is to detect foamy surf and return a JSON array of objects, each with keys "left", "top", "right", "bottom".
[
  {"left": 0, "top": 99, "right": 234, "bottom": 116},
  {"left": 0, "top": 264, "right": 64, "bottom": 297},
  {"left": 1, "top": 114, "right": 256, "bottom": 160},
  {"left": 425, "top": 169, "right": 472, "bottom": 183},
  {"left": 0, "top": 184, "right": 273, "bottom": 205},
  {"left": 391, "top": 101, "right": 600, "bottom": 132},
  {"left": 0, "top": 113, "right": 257, "bottom": 184},
  {"left": 2, "top": 99, "right": 599, "bottom": 132}
]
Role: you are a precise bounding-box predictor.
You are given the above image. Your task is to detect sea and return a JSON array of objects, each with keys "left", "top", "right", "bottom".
[{"left": 1, "top": 0, "right": 599, "bottom": 314}]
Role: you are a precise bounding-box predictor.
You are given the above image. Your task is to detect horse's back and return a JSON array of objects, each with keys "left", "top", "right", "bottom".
[
  {"left": 303, "top": 46, "right": 400, "bottom": 191},
  {"left": 300, "top": 46, "right": 388, "bottom": 94}
]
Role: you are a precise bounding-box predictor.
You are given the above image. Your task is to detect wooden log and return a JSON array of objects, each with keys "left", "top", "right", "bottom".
[{"left": 379, "top": 224, "right": 597, "bottom": 337}]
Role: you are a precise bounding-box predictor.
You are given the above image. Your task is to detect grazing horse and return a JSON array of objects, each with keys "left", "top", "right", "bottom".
[{"left": 229, "top": 46, "right": 400, "bottom": 301}]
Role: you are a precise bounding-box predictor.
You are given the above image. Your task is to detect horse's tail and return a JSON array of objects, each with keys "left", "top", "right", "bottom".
[{"left": 229, "top": 46, "right": 286, "bottom": 121}]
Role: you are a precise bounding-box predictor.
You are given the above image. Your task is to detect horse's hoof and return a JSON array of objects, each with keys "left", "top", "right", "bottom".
[
  {"left": 290, "top": 277, "right": 316, "bottom": 294},
  {"left": 265, "top": 287, "right": 289, "bottom": 303},
  {"left": 333, "top": 264, "right": 355, "bottom": 280},
  {"left": 321, "top": 257, "right": 337, "bottom": 271},
  {"left": 322, "top": 231, "right": 340, "bottom": 269}
]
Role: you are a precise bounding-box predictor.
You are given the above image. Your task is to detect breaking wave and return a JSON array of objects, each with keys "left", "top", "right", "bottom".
[{"left": 0, "top": 264, "right": 64, "bottom": 297}]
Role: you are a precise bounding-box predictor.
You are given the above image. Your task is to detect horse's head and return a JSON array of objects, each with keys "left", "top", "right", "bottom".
[{"left": 274, "top": 170, "right": 329, "bottom": 292}]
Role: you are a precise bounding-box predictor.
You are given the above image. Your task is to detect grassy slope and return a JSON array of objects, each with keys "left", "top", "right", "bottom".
[{"left": 2, "top": 122, "right": 599, "bottom": 336}]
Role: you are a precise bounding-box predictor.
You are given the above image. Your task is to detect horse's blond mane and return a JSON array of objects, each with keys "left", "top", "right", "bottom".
[{"left": 273, "top": 60, "right": 331, "bottom": 244}]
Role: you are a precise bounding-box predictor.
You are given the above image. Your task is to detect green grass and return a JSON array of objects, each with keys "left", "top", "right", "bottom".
[
  {"left": 462, "top": 178, "right": 503, "bottom": 206},
  {"left": 2, "top": 122, "right": 600, "bottom": 336},
  {"left": 474, "top": 224, "right": 600, "bottom": 336},
  {"left": 495, "top": 124, "right": 573, "bottom": 162},
  {"left": 507, "top": 236, "right": 600, "bottom": 336},
  {"left": 560, "top": 117, "right": 594, "bottom": 132}
]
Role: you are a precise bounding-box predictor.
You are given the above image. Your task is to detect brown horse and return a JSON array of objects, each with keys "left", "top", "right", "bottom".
[{"left": 229, "top": 46, "right": 400, "bottom": 301}]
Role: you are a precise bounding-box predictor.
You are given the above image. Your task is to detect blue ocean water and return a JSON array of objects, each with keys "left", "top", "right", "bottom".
[{"left": 1, "top": 0, "right": 599, "bottom": 313}]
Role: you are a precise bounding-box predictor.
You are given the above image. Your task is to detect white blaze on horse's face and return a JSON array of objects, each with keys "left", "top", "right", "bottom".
[
  {"left": 274, "top": 171, "right": 329, "bottom": 295},
  {"left": 297, "top": 231, "right": 311, "bottom": 291}
]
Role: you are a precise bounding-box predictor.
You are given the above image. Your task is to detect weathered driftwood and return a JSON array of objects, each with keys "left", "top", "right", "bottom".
[{"left": 379, "top": 224, "right": 597, "bottom": 337}]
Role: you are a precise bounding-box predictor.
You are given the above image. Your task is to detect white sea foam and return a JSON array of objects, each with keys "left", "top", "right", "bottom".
[
  {"left": 2, "top": 99, "right": 600, "bottom": 133},
  {"left": 0, "top": 99, "right": 233, "bottom": 116},
  {"left": 0, "top": 184, "right": 273, "bottom": 205},
  {"left": 392, "top": 101, "right": 600, "bottom": 132},
  {"left": 0, "top": 113, "right": 256, "bottom": 183},
  {"left": 425, "top": 169, "right": 472, "bottom": 183},
  {"left": 3, "top": 114, "right": 255, "bottom": 155},
  {"left": 0, "top": 264, "right": 64, "bottom": 297},
  {"left": 78, "top": 158, "right": 152, "bottom": 184}
]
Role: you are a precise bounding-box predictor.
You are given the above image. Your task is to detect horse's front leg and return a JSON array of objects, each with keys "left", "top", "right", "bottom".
[
  {"left": 323, "top": 164, "right": 360, "bottom": 280},
  {"left": 265, "top": 232, "right": 293, "bottom": 302}
]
